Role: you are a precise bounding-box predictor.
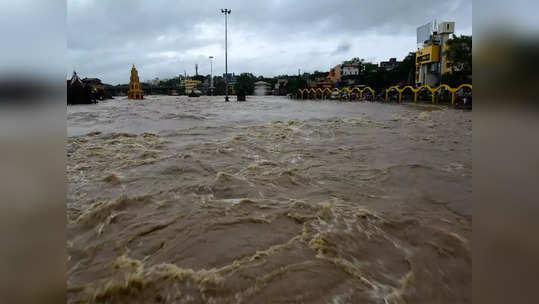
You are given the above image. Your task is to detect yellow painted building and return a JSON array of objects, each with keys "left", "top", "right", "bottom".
[
  {"left": 442, "top": 45, "right": 452, "bottom": 74},
  {"left": 416, "top": 45, "right": 440, "bottom": 65},
  {"left": 415, "top": 21, "right": 454, "bottom": 87},
  {"left": 184, "top": 79, "right": 201, "bottom": 94},
  {"left": 128, "top": 65, "right": 144, "bottom": 99}
]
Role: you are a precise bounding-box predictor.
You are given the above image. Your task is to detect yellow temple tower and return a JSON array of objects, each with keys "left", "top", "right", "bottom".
[{"left": 128, "top": 64, "right": 143, "bottom": 99}]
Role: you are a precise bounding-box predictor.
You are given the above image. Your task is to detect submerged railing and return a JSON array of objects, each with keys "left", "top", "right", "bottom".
[
  {"left": 297, "top": 87, "right": 376, "bottom": 101},
  {"left": 384, "top": 84, "right": 472, "bottom": 105},
  {"left": 297, "top": 84, "right": 472, "bottom": 105}
]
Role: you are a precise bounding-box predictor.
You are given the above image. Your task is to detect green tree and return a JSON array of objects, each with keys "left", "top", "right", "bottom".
[
  {"left": 158, "top": 77, "right": 181, "bottom": 88},
  {"left": 441, "top": 35, "right": 472, "bottom": 86},
  {"left": 213, "top": 76, "right": 226, "bottom": 95},
  {"left": 361, "top": 62, "right": 386, "bottom": 91},
  {"left": 312, "top": 70, "right": 329, "bottom": 80},
  {"left": 392, "top": 52, "right": 415, "bottom": 85},
  {"left": 234, "top": 73, "right": 255, "bottom": 95},
  {"left": 285, "top": 76, "right": 307, "bottom": 94},
  {"left": 444, "top": 34, "right": 472, "bottom": 73},
  {"left": 192, "top": 75, "right": 206, "bottom": 82},
  {"left": 355, "top": 54, "right": 416, "bottom": 90}
]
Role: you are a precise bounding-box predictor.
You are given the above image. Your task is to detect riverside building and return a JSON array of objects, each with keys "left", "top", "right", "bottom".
[{"left": 415, "top": 21, "right": 455, "bottom": 87}]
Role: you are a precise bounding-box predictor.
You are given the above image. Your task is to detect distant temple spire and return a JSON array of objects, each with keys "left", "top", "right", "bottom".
[
  {"left": 70, "top": 70, "right": 82, "bottom": 85},
  {"left": 128, "top": 65, "right": 144, "bottom": 100}
]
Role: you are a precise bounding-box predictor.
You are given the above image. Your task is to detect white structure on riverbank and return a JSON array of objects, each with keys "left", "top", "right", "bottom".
[{"left": 254, "top": 81, "right": 272, "bottom": 95}]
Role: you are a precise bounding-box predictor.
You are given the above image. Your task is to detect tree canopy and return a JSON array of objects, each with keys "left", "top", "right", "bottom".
[
  {"left": 234, "top": 73, "right": 255, "bottom": 95},
  {"left": 442, "top": 34, "right": 472, "bottom": 86},
  {"left": 444, "top": 35, "right": 472, "bottom": 73}
]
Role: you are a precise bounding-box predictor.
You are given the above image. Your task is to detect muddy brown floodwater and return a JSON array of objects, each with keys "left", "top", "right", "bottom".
[{"left": 67, "top": 95, "right": 471, "bottom": 303}]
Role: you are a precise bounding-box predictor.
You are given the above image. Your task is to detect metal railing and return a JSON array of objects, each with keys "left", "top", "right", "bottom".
[{"left": 296, "top": 84, "right": 472, "bottom": 105}]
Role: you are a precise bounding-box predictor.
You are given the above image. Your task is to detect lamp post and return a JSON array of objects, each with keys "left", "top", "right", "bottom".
[
  {"left": 221, "top": 8, "right": 231, "bottom": 102},
  {"left": 209, "top": 56, "right": 214, "bottom": 96}
]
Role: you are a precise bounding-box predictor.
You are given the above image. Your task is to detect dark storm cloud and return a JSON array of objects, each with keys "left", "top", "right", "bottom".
[
  {"left": 333, "top": 42, "right": 351, "bottom": 55},
  {"left": 68, "top": 0, "right": 472, "bottom": 84}
]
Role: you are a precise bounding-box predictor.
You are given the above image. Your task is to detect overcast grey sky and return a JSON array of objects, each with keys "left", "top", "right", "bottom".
[{"left": 67, "top": 0, "right": 472, "bottom": 84}]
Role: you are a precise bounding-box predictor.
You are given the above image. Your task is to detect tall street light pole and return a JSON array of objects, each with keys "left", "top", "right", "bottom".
[
  {"left": 209, "top": 56, "right": 214, "bottom": 96},
  {"left": 221, "top": 8, "right": 231, "bottom": 102}
]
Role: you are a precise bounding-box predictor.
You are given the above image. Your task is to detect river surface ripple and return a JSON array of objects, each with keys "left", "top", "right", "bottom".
[{"left": 67, "top": 95, "right": 471, "bottom": 303}]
